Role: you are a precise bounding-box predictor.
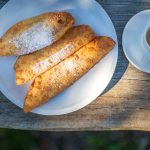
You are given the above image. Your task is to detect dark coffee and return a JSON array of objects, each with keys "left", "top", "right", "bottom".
[{"left": 146, "top": 28, "right": 150, "bottom": 47}]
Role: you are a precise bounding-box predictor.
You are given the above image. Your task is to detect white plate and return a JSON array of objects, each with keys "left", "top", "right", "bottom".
[
  {"left": 122, "top": 10, "right": 150, "bottom": 73},
  {"left": 0, "top": 0, "right": 118, "bottom": 115}
]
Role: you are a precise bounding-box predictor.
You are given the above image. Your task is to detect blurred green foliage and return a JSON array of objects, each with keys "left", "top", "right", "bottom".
[
  {"left": 85, "top": 132, "right": 138, "bottom": 150},
  {"left": 0, "top": 129, "right": 145, "bottom": 150},
  {"left": 0, "top": 129, "right": 40, "bottom": 150}
]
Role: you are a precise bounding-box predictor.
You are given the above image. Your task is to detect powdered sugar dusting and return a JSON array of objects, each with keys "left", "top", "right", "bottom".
[
  {"left": 63, "top": 59, "right": 77, "bottom": 73},
  {"left": 33, "top": 44, "right": 74, "bottom": 74},
  {"left": 10, "top": 22, "right": 54, "bottom": 55},
  {"left": 50, "top": 44, "right": 74, "bottom": 64},
  {"left": 64, "top": 59, "right": 77, "bottom": 72}
]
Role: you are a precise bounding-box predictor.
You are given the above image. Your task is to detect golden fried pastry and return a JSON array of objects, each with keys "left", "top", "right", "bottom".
[
  {"left": 24, "top": 36, "right": 115, "bottom": 112},
  {"left": 14, "top": 25, "right": 95, "bottom": 85},
  {"left": 0, "top": 12, "right": 75, "bottom": 56}
]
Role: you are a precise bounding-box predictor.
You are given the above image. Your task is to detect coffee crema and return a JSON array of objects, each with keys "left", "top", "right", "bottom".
[{"left": 146, "top": 28, "right": 150, "bottom": 47}]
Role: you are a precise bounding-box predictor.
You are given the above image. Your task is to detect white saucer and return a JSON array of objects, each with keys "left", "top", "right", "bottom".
[
  {"left": 122, "top": 10, "right": 150, "bottom": 73},
  {"left": 0, "top": 0, "right": 118, "bottom": 115}
]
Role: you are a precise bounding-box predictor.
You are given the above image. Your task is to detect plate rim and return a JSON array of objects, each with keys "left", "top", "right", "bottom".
[{"left": 0, "top": 0, "right": 118, "bottom": 115}]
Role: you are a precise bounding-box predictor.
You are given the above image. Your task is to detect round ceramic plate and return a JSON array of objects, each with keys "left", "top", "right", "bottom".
[
  {"left": 122, "top": 10, "right": 150, "bottom": 73},
  {"left": 0, "top": 0, "right": 118, "bottom": 115}
]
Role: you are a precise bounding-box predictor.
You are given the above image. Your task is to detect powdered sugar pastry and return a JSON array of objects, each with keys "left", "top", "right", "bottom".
[
  {"left": 33, "top": 44, "right": 74, "bottom": 74},
  {"left": 10, "top": 22, "right": 54, "bottom": 55}
]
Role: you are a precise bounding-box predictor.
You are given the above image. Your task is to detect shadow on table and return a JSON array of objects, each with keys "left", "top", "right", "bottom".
[{"left": 102, "top": 45, "right": 129, "bottom": 95}]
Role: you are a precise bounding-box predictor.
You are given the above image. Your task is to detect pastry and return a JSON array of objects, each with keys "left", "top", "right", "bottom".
[
  {"left": 24, "top": 36, "right": 115, "bottom": 112},
  {"left": 0, "top": 12, "right": 75, "bottom": 56},
  {"left": 14, "top": 25, "right": 95, "bottom": 85}
]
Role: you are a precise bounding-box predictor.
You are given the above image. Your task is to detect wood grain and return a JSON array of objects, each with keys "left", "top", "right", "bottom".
[{"left": 0, "top": 0, "right": 150, "bottom": 131}]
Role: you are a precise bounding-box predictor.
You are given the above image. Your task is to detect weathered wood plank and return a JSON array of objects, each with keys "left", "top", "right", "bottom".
[{"left": 0, "top": 0, "right": 150, "bottom": 131}]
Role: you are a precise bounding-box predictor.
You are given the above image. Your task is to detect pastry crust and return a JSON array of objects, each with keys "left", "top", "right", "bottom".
[
  {"left": 14, "top": 25, "right": 95, "bottom": 85},
  {"left": 24, "top": 36, "right": 115, "bottom": 112},
  {"left": 0, "top": 12, "right": 75, "bottom": 56}
]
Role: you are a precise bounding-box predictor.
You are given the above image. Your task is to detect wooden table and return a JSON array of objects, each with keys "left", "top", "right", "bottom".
[{"left": 0, "top": 0, "right": 150, "bottom": 131}]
